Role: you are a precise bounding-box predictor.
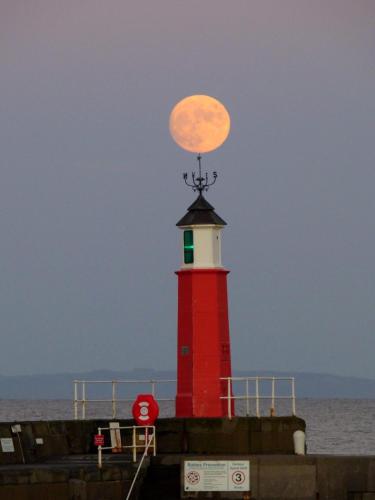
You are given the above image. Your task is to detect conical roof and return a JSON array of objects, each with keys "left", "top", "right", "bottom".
[{"left": 176, "top": 193, "right": 227, "bottom": 227}]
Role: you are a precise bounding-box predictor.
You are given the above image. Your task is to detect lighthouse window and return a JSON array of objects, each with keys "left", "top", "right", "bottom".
[{"left": 183, "top": 230, "right": 194, "bottom": 264}]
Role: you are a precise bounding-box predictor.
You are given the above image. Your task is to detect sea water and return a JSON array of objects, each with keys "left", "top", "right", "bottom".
[{"left": 0, "top": 398, "right": 374, "bottom": 455}]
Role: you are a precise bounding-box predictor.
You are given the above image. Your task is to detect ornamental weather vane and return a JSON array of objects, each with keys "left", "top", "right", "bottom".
[
  {"left": 169, "top": 94, "right": 231, "bottom": 193},
  {"left": 183, "top": 154, "right": 217, "bottom": 194}
]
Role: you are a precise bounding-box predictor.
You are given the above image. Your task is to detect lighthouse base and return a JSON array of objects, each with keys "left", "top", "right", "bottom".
[{"left": 175, "top": 268, "right": 233, "bottom": 418}]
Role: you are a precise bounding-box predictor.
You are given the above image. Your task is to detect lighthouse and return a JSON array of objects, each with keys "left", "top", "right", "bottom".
[{"left": 175, "top": 156, "right": 233, "bottom": 417}]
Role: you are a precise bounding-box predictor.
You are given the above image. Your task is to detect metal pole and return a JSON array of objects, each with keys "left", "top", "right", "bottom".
[
  {"left": 292, "top": 378, "right": 296, "bottom": 415},
  {"left": 151, "top": 381, "right": 155, "bottom": 397},
  {"left": 152, "top": 426, "right": 156, "bottom": 456},
  {"left": 16, "top": 432, "right": 25, "bottom": 464},
  {"left": 246, "top": 379, "right": 250, "bottom": 416},
  {"left": 73, "top": 381, "right": 78, "bottom": 420},
  {"left": 112, "top": 381, "right": 116, "bottom": 419},
  {"left": 98, "top": 427, "right": 102, "bottom": 469},
  {"left": 145, "top": 427, "right": 148, "bottom": 457},
  {"left": 271, "top": 377, "right": 275, "bottom": 415},
  {"left": 126, "top": 430, "right": 154, "bottom": 500},
  {"left": 227, "top": 378, "right": 231, "bottom": 420},
  {"left": 256, "top": 377, "right": 260, "bottom": 418},
  {"left": 132, "top": 427, "right": 136, "bottom": 463},
  {"left": 82, "top": 381, "right": 86, "bottom": 420}
]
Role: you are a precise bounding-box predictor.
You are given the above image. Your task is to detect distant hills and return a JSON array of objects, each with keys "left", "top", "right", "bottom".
[{"left": 0, "top": 369, "right": 374, "bottom": 400}]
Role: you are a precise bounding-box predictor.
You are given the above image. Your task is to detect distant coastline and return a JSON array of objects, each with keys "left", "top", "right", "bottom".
[{"left": 0, "top": 369, "right": 374, "bottom": 399}]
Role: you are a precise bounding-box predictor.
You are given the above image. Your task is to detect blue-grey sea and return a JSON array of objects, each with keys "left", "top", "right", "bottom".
[{"left": 0, "top": 399, "right": 374, "bottom": 455}]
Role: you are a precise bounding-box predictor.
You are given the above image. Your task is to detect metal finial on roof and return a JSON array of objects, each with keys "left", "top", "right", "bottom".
[{"left": 183, "top": 154, "right": 217, "bottom": 193}]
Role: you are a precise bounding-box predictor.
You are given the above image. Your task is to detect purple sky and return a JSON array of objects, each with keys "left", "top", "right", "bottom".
[{"left": 1, "top": 0, "right": 375, "bottom": 377}]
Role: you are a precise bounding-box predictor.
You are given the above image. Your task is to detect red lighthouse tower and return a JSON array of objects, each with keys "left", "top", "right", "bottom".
[{"left": 175, "top": 157, "right": 233, "bottom": 417}]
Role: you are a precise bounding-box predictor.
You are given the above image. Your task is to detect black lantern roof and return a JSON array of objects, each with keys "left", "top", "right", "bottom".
[{"left": 176, "top": 193, "right": 226, "bottom": 227}]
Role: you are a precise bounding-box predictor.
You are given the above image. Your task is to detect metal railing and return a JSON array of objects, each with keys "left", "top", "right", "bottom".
[
  {"left": 73, "top": 376, "right": 296, "bottom": 419},
  {"left": 96, "top": 424, "right": 156, "bottom": 468},
  {"left": 220, "top": 376, "right": 296, "bottom": 419},
  {"left": 96, "top": 424, "right": 156, "bottom": 499},
  {"left": 73, "top": 379, "right": 175, "bottom": 420}
]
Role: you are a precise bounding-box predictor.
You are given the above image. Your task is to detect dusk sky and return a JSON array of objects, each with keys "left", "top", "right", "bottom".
[{"left": 1, "top": 1, "right": 375, "bottom": 378}]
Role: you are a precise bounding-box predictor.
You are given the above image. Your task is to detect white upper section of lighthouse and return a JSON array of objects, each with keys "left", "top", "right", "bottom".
[{"left": 180, "top": 224, "right": 223, "bottom": 269}]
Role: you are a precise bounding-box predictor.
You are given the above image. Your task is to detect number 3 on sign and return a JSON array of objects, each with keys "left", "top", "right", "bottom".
[
  {"left": 232, "top": 470, "right": 245, "bottom": 485},
  {"left": 228, "top": 461, "right": 250, "bottom": 491}
]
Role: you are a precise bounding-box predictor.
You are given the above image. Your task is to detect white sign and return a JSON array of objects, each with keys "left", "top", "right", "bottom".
[
  {"left": 1, "top": 438, "right": 15, "bottom": 453},
  {"left": 184, "top": 460, "right": 250, "bottom": 492},
  {"left": 109, "top": 422, "right": 122, "bottom": 451}
]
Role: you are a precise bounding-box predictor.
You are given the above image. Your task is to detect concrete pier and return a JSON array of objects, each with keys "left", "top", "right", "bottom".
[
  {"left": 0, "top": 455, "right": 147, "bottom": 500},
  {"left": 0, "top": 417, "right": 374, "bottom": 499}
]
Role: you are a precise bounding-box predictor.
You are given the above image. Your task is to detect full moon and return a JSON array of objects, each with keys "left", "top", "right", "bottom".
[{"left": 169, "top": 95, "right": 230, "bottom": 154}]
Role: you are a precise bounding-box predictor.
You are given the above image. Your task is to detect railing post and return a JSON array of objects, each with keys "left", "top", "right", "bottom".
[
  {"left": 132, "top": 426, "right": 137, "bottom": 462},
  {"left": 246, "top": 378, "right": 250, "bottom": 416},
  {"left": 271, "top": 377, "right": 275, "bottom": 415},
  {"left": 292, "top": 377, "right": 296, "bottom": 415},
  {"left": 145, "top": 426, "right": 148, "bottom": 457},
  {"left": 255, "top": 377, "right": 260, "bottom": 418},
  {"left": 227, "top": 378, "right": 232, "bottom": 420},
  {"left": 152, "top": 426, "right": 156, "bottom": 456},
  {"left": 151, "top": 380, "right": 155, "bottom": 397},
  {"left": 82, "top": 381, "right": 86, "bottom": 420},
  {"left": 112, "top": 381, "right": 116, "bottom": 419},
  {"left": 98, "top": 427, "right": 102, "bottom": 469},
  {"left": 73, "top": 381, "right": 78, "bottom": 420}
]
